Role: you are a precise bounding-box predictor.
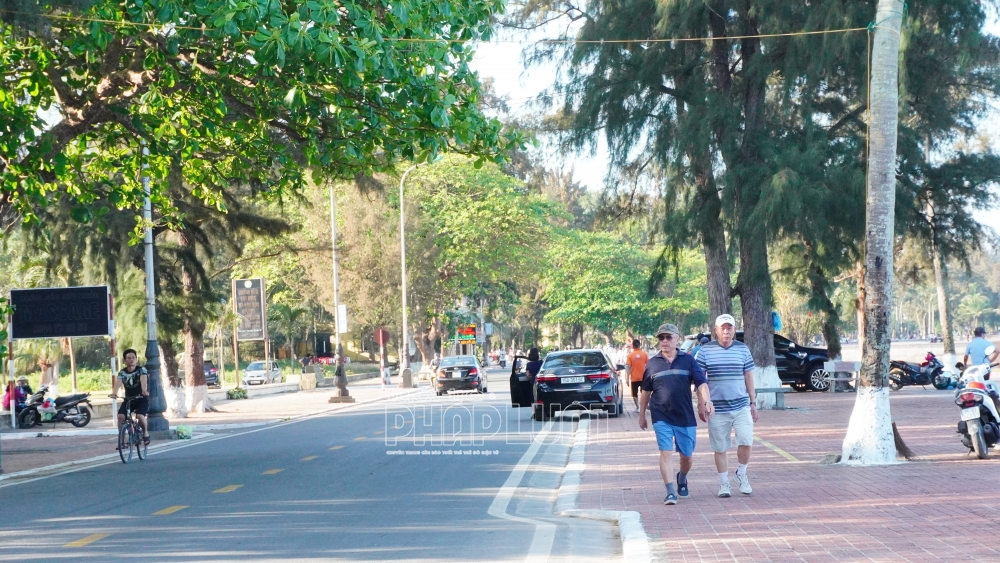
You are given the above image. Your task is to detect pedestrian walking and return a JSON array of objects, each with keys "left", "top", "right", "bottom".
[
  {"left": 625, "top": 338, "right": 648, "bottom": 413},
  {"left": 638, "top": 323, "right": 713, "bottom": 505},
  {"left": 694, "top": 314, "right": 758, "bottom": 498}
]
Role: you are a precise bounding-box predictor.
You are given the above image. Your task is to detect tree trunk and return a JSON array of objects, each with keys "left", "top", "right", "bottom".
[
  {"left": 842, "top": 0, "right": 904, "bottom": 465},
  {"left": 930, "top": 231, "right": 955, "bottom": 354},
  {"left": 415, "top": 317, "right": 440, "bottom": 367},
  {"left": 730, "top": 18, "right": 780, "bottom": 409},
  {"left": 179, "top": 231, "right": 210, "bottom": 413}
]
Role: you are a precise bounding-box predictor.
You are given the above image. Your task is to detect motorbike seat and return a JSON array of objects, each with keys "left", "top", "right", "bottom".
[{"left": 54, "top": 394, "right": 88, "bottom": 406}]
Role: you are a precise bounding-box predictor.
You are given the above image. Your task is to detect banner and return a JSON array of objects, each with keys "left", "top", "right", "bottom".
[{"left": 233, "top": 279, "right": 266, "bottom": 341}]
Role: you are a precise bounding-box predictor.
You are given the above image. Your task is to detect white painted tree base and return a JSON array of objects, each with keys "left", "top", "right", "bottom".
[
  {"left": 841, "top": 386, "right": 898, "bottom": 465},
  {"left": 166, "top": 385, "right": 189, "bottom": 419},
  {"left": 186, "top": 385, "right": 212, "bottom": 414},
  {"left": 753, "top": 366, "right": 782, "bottom": 410}
]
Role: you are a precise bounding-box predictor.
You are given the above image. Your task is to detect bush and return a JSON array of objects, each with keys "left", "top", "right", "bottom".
[{"left": 226, "top": 387, "right": 248, "bottom": 400}]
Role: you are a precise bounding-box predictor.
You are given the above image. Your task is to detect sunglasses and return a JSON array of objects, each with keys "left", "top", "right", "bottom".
[{"left": 657, "top": 334, "right": 676, "bottom": 341}]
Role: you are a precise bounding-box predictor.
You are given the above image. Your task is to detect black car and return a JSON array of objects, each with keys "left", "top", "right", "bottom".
[
  {"left": 204, "top": 360, "right": 220, "bottom": 388},
  {"left": 433, "top": 356, "right": 487, "bottom": 396},
  {"left": 680, "top": 332, "right": 831, "bottom": 391},
  {"left": 509, "top": 349, "right": 624, "bottom": 420}
]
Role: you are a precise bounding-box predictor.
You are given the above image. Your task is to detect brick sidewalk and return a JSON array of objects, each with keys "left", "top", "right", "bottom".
[
  {"left": 580, "top": 387, "right": 1000, "bottom": 562},
  {"left": 0, "top": 377, "right": 413, "bottom": 476}
]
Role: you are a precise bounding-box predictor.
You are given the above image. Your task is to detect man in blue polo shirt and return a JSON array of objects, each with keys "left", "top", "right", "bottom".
[{"left": 639, "top": 322, "right": 713, "bottom": 505}]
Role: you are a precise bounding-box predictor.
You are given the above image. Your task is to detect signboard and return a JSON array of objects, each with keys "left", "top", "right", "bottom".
[
  {"left": 484, "top": 323, "right": 493, "bottom": 336},
  {"left": 457, "top": 324, "right": 476, "bottom": 344},
  {"left": 233, "top": 278, "right": 266, "bottom": 341},
  {"left": 375, "top": 327, "right": 391, "bottom": 347},
  {"left": 10, "top": 286, "right": 110, "bottom": 339},
  {"left": 476, "top": 325, "right": 485, "bottom": 344},
  {"left": 337, "top": 304, "right": 348, "bottom": 334}
]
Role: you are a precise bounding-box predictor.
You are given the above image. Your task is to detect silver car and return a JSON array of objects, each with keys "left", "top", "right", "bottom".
[{"left": 242, "top": 361, "right": 282, "bottom": 385}]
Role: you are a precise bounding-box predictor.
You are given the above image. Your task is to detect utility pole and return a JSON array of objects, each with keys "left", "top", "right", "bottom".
[
  {"left": 141, "top": 140, "right": 169, "bottom": 432},
  {"left": 328, "top": 183, "right": 353, "bottom": 402},
  {"left": 398, "top": 165, "right": 418, "bottom": 388}
]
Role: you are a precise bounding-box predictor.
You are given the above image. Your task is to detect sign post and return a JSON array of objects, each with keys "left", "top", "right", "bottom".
[{"left": 233, "top": 278, "right": 267, "bottom": 388}]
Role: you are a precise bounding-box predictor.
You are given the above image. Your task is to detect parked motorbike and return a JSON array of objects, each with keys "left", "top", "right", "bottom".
[
  {"left": 889, "top": 352, "right": 946, "bottom": 391},
  {"left": 955, "top": 351, "right": 1000, "bottom": 459},
  {"left": 17, "top": 386, "right": 93, "bottom": 429}
]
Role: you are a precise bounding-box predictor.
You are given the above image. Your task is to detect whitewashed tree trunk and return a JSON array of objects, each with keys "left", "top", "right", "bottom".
[
  {"left": 166, "top": 385, "right": 188, "bottom": 419},
  {"left": 186, "top": 385, "right": 212, "bottom": 414},
  {"left": 842, "top": 0, "right": 905, "bottom": 465}
]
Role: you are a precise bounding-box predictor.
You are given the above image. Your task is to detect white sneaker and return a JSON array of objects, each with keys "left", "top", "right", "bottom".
[
  {"left": 736, "top": 472, "right": 752, "bottom": 495},
  {"left": 717, "top": 482, "right": 731, "bottom": 498}
]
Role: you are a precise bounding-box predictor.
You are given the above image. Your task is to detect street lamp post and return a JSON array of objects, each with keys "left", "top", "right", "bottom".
[
  {"left": 398, "top": 164, "right": 418, "bottom": 388},
  {"left": 328, "top": 183, "right": 354, "bottom": 402},
  {"left": 141, "top": 141, "right": 168, "bottom": 432}
]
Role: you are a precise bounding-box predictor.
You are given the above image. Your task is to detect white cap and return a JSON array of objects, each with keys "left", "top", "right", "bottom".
[{"left": 715, "top": 314, "right": 736, "bottom": 327}]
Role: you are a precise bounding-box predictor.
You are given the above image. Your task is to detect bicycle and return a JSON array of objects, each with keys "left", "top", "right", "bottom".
[{"left": 112, "top": 396, "right": 147, "bottom": 463}]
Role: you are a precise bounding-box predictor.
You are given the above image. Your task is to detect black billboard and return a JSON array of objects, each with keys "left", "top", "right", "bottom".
[
  {"left": 10, "top": 286, "right": 111, "bottom": 339},
  {"left": 233, "top": 278, "right": 266, "bottom": 341}
]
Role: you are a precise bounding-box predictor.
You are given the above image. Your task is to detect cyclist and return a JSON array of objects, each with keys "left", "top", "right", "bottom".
[{"left": 110, "top": 349, "right": 150, "bottom": 447}]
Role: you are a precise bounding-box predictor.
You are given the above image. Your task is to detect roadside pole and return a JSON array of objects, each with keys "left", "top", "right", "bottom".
[
  {"left": 108, "top": 294, "right": 118, "bottom": 428},
  {"left": 8, "top": 318, "right": 14, "bottom": 431}
]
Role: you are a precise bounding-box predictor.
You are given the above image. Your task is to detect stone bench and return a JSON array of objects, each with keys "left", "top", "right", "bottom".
[{"left": 756, "top": 387, "right": 793, "bottom": 410}]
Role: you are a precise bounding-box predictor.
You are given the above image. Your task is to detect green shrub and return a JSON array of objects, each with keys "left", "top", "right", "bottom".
[{"left": 226, "top": 387, "right": 248, "bottom": 400}]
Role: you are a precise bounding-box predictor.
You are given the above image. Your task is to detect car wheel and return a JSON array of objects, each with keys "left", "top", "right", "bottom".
[{"left": 806, "top": 366, "right": 830, "bottom": 392}]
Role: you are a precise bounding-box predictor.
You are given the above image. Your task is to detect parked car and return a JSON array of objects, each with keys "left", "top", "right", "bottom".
[
  {"left": 433, "top": 356, "right": 487, "bottom": 396},
  {"left": 680, "top": 332, "right": 831, "bottom": 391},
  {"left": 509, "top": 349, "right": 624, "bottom": 420},
  {"left": 204, "top": 360, "right": 220, "bottom": 388},
  {"left": 242, "top": 361, "right": 282, "bottom": 386}
]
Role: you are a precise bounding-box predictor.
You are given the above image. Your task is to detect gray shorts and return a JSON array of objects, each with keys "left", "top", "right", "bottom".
[{"left": 708, "top": 406, "right": 753, "bottom": 452}]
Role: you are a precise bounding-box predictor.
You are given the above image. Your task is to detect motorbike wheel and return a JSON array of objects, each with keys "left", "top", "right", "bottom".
[
  {"left": 71, "top": 406, "right": 92, "bottom": 428},
  {"left": 17, "top": 408, "right": 39, "bottom": 429},
  {"left": 969, "top": 420, "right": 990, "bottom": 460},
  {"left": 889, "top": 369, "right": 905, "bottom": 391},
  {"left": 932, "top": 374, "right": 950, "bottom": 391}
]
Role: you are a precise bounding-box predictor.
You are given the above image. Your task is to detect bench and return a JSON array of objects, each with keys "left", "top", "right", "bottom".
[
  {"left": 756, "top": 387, "right": 792, "bottom": 410},
  {"left": 823, "top": 361, "right": 861, "bottom": 393}
]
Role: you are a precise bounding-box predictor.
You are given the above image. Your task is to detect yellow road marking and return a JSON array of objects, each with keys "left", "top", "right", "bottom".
[
  {"left": 301, "top": 456, "right": 318, "bottom": 461},
  {"left": 152, "top": 505, "right": 187, "bottom": 516},
  {"left": 373, "top": 430, "right": 384, "bottom": 435},
  {"left": 262, "top": 469, "right": 285, "bottom": 475},
  {"left": 353, "top": 436, "right": 366, "bottom": 441},
  {"left": 754, "top": 437, "right": 800, "bottom": 462},
  {"left": 329, "top": 445, "right": 344, "bottom": 451},
  {"left": 64, "top": 533, "right": 110, "bottom": 547},
  {"left": 213, "top": 484, "right": 243, "bottom": 493}
]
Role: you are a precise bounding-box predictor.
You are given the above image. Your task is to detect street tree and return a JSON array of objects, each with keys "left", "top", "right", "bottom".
[{"left": 841, "top": 0, "right": 905, "bottom": 466}]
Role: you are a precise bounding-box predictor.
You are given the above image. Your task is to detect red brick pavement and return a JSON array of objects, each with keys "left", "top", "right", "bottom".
[{"left": 580, "top": 388, "right": 1000, "bottom": 562}]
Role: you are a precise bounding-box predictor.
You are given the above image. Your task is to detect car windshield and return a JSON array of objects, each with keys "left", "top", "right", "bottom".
[
  {"left": 680, "top": 338, "right": 698, "bottom": 353},
  {"left": 247, "top": 362, "right": 264, "bottom": 370},
  {"left": 204, "top": 361, "right": 216, "bottom": 368},
  {"left": 440, "top": 356, "right": 476, "bottom": 367},
  {"left": 542, "top": 352, "right": 606, "bottom": 368}
]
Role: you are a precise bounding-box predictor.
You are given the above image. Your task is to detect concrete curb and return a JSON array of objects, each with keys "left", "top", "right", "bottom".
[
  {"left": 555, "top": 417, "right": 654, "bottom": 563},
  {"left": 0, "top": 421, "right": 275, "bottom": 440},
  {"left": 0, "top": 388, "right": 422, "bottom": 482}
]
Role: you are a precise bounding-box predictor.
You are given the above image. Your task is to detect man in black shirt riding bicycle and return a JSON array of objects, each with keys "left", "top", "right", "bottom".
[{"left": 110, "top": 349, "right": 150, "bottom": 446}]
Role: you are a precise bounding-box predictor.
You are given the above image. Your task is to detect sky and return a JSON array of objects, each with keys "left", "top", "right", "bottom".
[{"left": 468, "top": 13, "right": 1000, "bottom": 235}]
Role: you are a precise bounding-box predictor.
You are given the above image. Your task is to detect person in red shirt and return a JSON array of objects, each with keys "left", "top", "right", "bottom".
[{"left": 625, "top": 338, "right": 649, "bottom": 412}]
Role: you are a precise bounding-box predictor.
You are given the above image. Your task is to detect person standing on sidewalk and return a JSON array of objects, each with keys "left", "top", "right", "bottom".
[
  {"left": 638, "top": 323, "right": 713, "bottom": 505},
  {"left": 625, "top": 338, "right": 649, "bottom": 413},
  {"left": 695, "top": 314, "right": 758, "bottom": 498}
]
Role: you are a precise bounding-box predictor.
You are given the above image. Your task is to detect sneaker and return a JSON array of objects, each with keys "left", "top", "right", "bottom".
[
  {"left": 717, "top": 482, "right": 731, "bottom": 498},
  {"left": 663, "top": 493, "right": 677, "bottom": 505},
  {"left": 736, "top": 472, "right": 752, "bottom": 495},
  {"left": 676, "top": 473, "right": 689, "bottom": 497}
]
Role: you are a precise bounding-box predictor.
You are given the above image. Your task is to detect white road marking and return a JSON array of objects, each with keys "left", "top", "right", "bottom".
[{"left": 488, "top": 421, "right": 556, "bottom": 563}]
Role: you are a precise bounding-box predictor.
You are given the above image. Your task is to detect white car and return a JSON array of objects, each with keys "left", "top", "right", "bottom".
[{"left": 242, "top": 361, "right": 282, "bottom": 385}]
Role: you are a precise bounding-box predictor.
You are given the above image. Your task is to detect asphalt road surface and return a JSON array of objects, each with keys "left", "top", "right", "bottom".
[{"left": 0, "top": 367, "right": 619, "bottom": 562}]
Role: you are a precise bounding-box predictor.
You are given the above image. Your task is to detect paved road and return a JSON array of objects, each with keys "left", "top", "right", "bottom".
[{"left": 0, "top": 368, "right": 619, "bottom": 562}]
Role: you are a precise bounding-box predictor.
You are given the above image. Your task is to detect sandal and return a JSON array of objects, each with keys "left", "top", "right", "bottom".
[{"left": 143, "top": 436, "right": 151, "bottom": 445}]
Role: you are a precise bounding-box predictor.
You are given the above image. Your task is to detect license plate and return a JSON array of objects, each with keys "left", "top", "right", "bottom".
[
  {"left": 962, "top": 406, "right": 981, "bottom": 421},
  {"left": 561, "top": 376, "right": 585, "bottom": 384}
]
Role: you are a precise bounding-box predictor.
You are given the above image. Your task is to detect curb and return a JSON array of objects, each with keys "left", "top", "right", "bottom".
[
  {"left": 555, "top": 417, "right": 654, "bottom": 563},
  {"left": 0, "top": 388, "right": 422, "bottom": 482}
]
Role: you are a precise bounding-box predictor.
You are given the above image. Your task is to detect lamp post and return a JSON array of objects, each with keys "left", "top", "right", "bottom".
[
  {"left": 397, "top": 164, "right": 419, "bottom": 388},
  {"left": 328, "top": 183, "right": 354, "bottom": 402},
  {"left": 141, "top": 141, "right": 168, "bottom": 432}
]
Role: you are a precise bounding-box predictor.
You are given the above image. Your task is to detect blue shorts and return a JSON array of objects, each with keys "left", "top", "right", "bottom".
[{"left": 653, "top": 421, "right": 697, "bottom": 457}]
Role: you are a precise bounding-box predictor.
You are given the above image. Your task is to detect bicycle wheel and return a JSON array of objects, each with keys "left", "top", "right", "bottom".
[
  {"left": 119, "top": 423, "right": 134, "bottom": 463},
  {"left": 136, "top": 426, "right": 147, "bottom": 460}
]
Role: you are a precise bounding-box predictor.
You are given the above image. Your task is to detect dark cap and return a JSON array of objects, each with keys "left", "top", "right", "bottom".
[{"left": 975, "top": 327, "right": 987, "bottom": 336}]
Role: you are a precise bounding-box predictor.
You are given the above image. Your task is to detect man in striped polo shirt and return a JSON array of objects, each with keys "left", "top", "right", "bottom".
[{"left": 695, "top": 314, "right": 758, "bottom": 498}]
